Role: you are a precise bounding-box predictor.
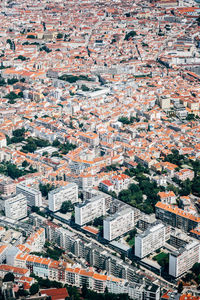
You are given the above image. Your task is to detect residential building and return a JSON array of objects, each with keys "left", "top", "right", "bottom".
[
  {"left": 75, "top": 195, "right": 106, "bottom": 226},
  {"left": 103, "top": 208, "right": 134, "bottom": 241},
  {"left": 16, "top": 183, "right": 42, "bottom": 207},
  {"left": 48, "top": 183, "right": 78, "bottom": 212},
  {"left": 0, "top": 179, "right": 16, "bottom": 197},
  {"left": 169, "top": 240, "right": 200, "bottom": 277},
  {"left": 155, "top": 202, "right": 200, "bottom": 232},
  {"left": 174, "top": 169, "right": 195, "bottom": 181},
  {"left": 4, "top": 193, "right": 27, "bottom": 220},
  {"left": 135, "top": 222, "right": 166, "bottom": 258}
]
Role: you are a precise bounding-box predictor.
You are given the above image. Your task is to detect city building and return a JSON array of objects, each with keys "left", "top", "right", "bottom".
[
  {"left": 0, "top": 179, "right": 16, "bottom": 197},
  {"left": 169, "top": 240, "right": 200, "bottom": 277},
  {"left": 103, "top": 208, "right": 134, "bottom": 241},
  {"left": 135, "top": 222, "right": 166, "bottom": 258},
  {"left": 48, "top": 183, "right": 78, "bottom": 212},
  {"left": 75, "top": 195, "right": 106, "bottom": 226},
  {"left": 155, "top": 202, "right": 200, "bottom": 232},
  {"left": 16, "top": 183, "right": 42, "bottom": 207},
  {"left": 4, "top": 193, "right": 27, "bottom": 220}
]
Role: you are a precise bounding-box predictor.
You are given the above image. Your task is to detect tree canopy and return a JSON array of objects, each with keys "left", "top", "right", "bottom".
[
  {"left": 60, "top": 201, "right": 73, "bottom": 214},
  {"left": 3, "top": 272, "right": 15, "bottom": 282}
]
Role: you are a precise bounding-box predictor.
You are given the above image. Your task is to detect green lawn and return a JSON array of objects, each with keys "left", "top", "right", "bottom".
[
  {"left": 128, "top": 237, "right": 135, "bottom": 247},
  {"left": 153, "top": 252, "right": 169, "bottom": 266}
]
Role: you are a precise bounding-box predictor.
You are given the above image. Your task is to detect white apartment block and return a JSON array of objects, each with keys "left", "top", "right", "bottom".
[
  {"left": 4, "top": 193, "right": 27, "bottom": 220},
  {"left": 75, "top": 195, "right": 106, "bottom": 226},
  {"left": 169, "top": 240, "right": 200, "bottom": 278},
  {"left": 25, "top": 228, "right": 45, "bottom": 252},
  {"left": 103, "top": 208, "right": 134, "bottom": 241},
  {"left": 16, "top": 184, "right": 42, "bottom": 207},
  {"left": 135, "top": 222, "right": 166, "bottom": 258},
  {"left": 48, "top": 183, "right": 78, "bottom": 212}
]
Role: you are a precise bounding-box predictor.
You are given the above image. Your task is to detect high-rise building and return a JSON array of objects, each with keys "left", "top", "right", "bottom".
[
  {"left": 155, "top": 202, "right": 200, "bottom": 232},
  {"left": 103, "top": 208, "right": 134, "bottom": 241},
  {"left": 48, "top": 183, "right": 78, "bottom": 212},
  {"left": 0, "top": 179, "right": 16, "bottom": 197},
  {"left": 75, "top": 195, "right": 106, "bottom": 226},
  {"left": 16, "top": 184, "right": 42, "bottom": 207},
  {"left": 135, "top": 222, "right": 166, "bottom": 258},
  {"left": 169, "top": 240, "right": 200, "bottom": 278},
  {"left": 4, "top": 193, "right": 27, "bottom": 220}
]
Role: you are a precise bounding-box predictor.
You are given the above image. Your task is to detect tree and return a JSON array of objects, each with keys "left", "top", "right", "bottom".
[
  {"left": 124, "top": 30, "right": 137, "bottom": 40},
  {"left": 7, "top": 163, "right": 22, "bottom": 179},
  {"left": 0, "top": 77, "right": 6, "bottom": 86},
  {"left": 81, "top": 84, "right": 90, "bottom": 91},
  {"left": 187, "top": 113, "right": 195, "bottom": 121},
  {"left": 192, "top": 176, "right": 200, "bottom": 197},
  {"left": 81, "top": 284, "right": 88, "bottom": 298},
  {"left": 17, "top": 55, "right": 26, "bottom": 61},
  {"left": 39, "top": 183, "right": 55, "bottom": 197},
  {"left": 30, "top": 283, "right": 39, "bottom": 295},
  {"left": 192, "top": 262, "right": 200, "bottom": 276},
  {"left": 22, "top": 140, "right": 37, "bottom": 153},
  {"left": 22, "top": 160, "right": 29, "bottom": 168},
  {"left": 177, "top": 281, "right": 183, "bottom": 293},
  {"left": 7, "top": 78, "right": 18, "bottom": 85},
  {"left": 57, "top": 33, "right": 63, "bottom": 39},
  {"left": 27, "top": 34, "right": 36, "bottom": 39},
  {"left": 31, "top": 206, "right": 40, "bottom": 213},
  {"left": 3, "top": 272, "right": 14, "bottom": 282},
  {"left": 52, "top": 139, "right": 60, "bottom": 147},
  {"left": 60, "top": 201, "right": 73, "bottom": 214}
]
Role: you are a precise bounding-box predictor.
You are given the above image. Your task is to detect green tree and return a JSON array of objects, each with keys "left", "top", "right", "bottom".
[
  {"left": 27, "top": 34, "right": 36, "bottom": 39},
  {"left": 3, "top": 272, "right": 14, "bottom": 282},
  {"left": 177, "top": 281, "right": 183, "bottom": 293},
  {"left": 17, "top": 55, "right": 26, "bottom": 61},
  {"left": 57, "top": 33, "right": 63, "bottom": 39},
  {"left": 30, "top": 283, "right": 39, "bottom": 295},
  {"left": 22, "top": 160, "right": 29, "bottom": 168},
  {"left": 192, "top": 176, "right": 200, "bottom": 197},
  {"left": 124, "top": 30, "right": 137, "bottom": 40},
  {"left": 7, "top": 163, "right": 22, "bottom": 179},
  {"left": 31, "top": 206, "right": 40, "bottom": 213},
  {"left": 52, "top": 139, "right": 61, "bottom": 147},
  {"left": 39, "top": 183, "right": 55, "bottom": 197},
  {"left": 60, "top": 201, "right": 73, "bottom": 214},
  {"left": 192, "top": 262, "right": 200, "bottom": 276},
  {"left": 81, "top": 284, "right": 88, "bottom": 298}
]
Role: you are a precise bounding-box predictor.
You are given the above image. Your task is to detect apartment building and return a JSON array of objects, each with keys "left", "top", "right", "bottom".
[
  {"left": 12, "top": 251, "right": 159, "bottom": 299},
  {"left": 16, "top": 184, "right": 42, "bottom": 207},
  {"left": 0, "top": 179, "right": 16, "bottom": 197},
  {"left": 48, "top": 183, "right": 78, "bottom": 212},
  {"left": 103, "top": 208, "right": 134, "bottom": 241},
  {"left": 155, "top": 202, "right": 200, "bottom": 232},
  {"left": 78, "top": 132, "right": 99, "bottom": 146},
  {"left": 169, "top": 240, "right": 200, "bottom": 277},
  {"left": 135, "top": 222, "right": 166, "bottom": 258},
  {"left": 4, "top": 193, "right": 27, "bottom": 220},
  {"left": 75, "top": 195, "right": 106, "bottom": 226},
  {"left": 0, "top": 245, "right": 9, "bottom": 264},
  {"left": 174, "top": 169, "right": 195, "bottom": 181},
  {"left": 158, "top": 191, "right": 176, "bottom": 205},
  {"left": 25, "top": 228, "right": 45, "bottom": 252}
]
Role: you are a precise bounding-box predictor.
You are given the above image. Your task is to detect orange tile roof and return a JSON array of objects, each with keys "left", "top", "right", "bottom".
[{"left": 156, "top": 202, "right": 200, "bottom": 222}]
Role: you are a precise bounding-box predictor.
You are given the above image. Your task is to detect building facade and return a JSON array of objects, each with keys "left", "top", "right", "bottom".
[
  {"left": 169, "top": 240, "right": 200, "bottom": 277},
  {"left": 4, "top": 193, "right": 27, "bottom": 220},
  {"left": 48, "top": 183, "right": 78, "bottom": 212},
  {"left": 103, "top": 208, "right": 134, "bottom": 241},
  {"left": 135, "top": 222, "right": 166, "bottom": 258},
  {"left": 16, "top": 183, "right": 42, "bottom": 207},
  {"left": 75, "top": 195, "right": 106, "bottom": 226}
]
